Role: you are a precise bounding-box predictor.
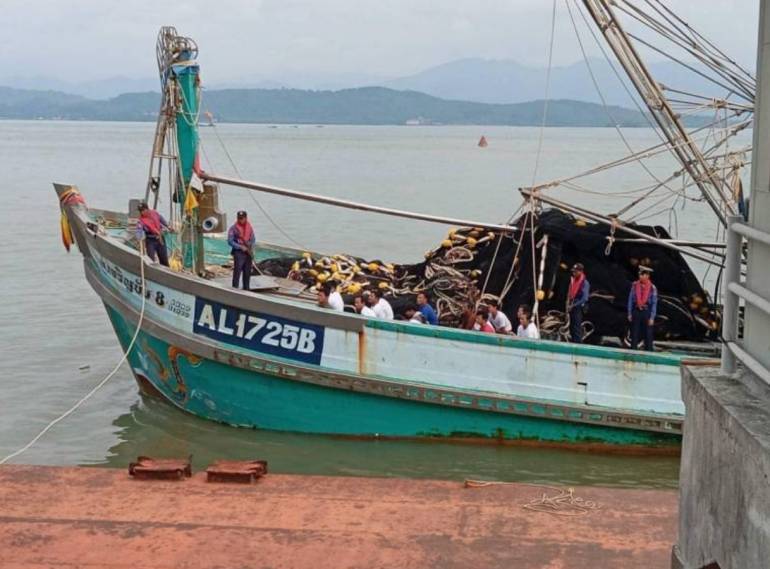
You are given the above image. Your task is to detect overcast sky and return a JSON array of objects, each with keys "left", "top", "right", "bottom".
[{"left": 0, "top": 0, "right": 760, "bottom": 84}]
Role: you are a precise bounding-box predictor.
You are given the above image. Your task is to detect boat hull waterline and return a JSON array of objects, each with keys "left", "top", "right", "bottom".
[{"left": 66, "top": 200, "right": 684, "bottom": 451}]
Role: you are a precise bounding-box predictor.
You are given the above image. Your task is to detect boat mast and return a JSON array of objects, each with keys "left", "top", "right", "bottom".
[
  {"left": 580, "top": 0, "right": 739, "bottom": 227},
  {"left": 150, "top": 26, "right": 204, "bottom": 274}
]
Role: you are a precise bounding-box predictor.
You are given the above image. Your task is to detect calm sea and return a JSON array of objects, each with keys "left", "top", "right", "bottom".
[{"left": 2, "top": 120, "right": 735, "bottom": 488}]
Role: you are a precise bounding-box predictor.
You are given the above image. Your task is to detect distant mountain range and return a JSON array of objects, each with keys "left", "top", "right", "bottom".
[
  {"left": 0, "top": 57, "right": 732, "bottom": 104},
  {"left": 381, "top": 57, "right": 721, "bottom": 106},
  {"left": 0, "top": 85, "right": 662, "bottom": 127}
]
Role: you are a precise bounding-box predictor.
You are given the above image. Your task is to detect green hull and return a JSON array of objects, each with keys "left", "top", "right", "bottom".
[{"left": 106, "top": 305, "right": 679, "bottom": 449}]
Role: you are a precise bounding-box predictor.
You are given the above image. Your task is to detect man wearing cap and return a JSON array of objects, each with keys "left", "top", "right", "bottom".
[
  {"left": 627, "top": 266, "right": 658, "bottom": 351},
  {"left": 567, "top": 263, "right": 590, "bottom": 343},
  {"left": 135, "top": 202, "right": 170, "bottom": 267},
  {"left": 227, "top": 210, "right": 256, "bottom": 290}
]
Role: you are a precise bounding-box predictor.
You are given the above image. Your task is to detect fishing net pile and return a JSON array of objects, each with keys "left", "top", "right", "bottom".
[{"left": 257, "top": 208, "right": 719, "bottom": 344}]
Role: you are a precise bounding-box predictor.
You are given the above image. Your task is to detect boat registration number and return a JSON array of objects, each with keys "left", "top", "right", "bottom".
[{"left": 193, "top": 298, "right": 325, "bottom": 365}]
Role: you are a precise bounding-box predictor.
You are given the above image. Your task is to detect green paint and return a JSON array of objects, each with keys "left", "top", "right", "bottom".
[{"left": 104, "top": 304, "right": 680, "bottom": 448}]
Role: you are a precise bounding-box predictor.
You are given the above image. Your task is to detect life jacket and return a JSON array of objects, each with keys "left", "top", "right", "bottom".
[
  {"left": 233, "top": 221, "right": 254, "bottom": 245},
  {"left": 633, "top": 280, "right": 654, "bottom": 309},
  {"left": 139, "top": 210, "right": 163, "bottom": 238},
  {"left": 568, "top": 273, "right": 585, "bottom": 301}
]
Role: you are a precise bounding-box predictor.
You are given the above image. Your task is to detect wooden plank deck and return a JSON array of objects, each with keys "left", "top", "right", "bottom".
[{"left": 0, "top": 465, "right": 677, "bottom": 568}]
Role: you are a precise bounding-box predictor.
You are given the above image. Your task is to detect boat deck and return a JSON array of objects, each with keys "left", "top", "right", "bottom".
[{"left": 0, "top": 465, "right": 677, "bottom": 568}]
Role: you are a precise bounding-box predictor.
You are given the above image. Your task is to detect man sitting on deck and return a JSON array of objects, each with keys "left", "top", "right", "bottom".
[
  {"left": 227, "top": 210, "right": 256, "bottom": 291},
  {"left": 135, "top": 202, "right": 170, "bottom": 267},
  {"left": 516, "top": 305, "right": 540, "bottom": 339},
  {"left": 474, "top": 309, "right": 495, "bottom": 333},
  {"left": 627, "top": 266, "right": 658, "bottom": 351},
  {"left": 416, "top": 292, "right": 438, "bottom": 325},
  {"left": 486, "top": 299, "right": 512, "bottom": 334},
  {"left": 318, "top": 283, "right": 345, "bottom": 312},
  {"left": 369, "top": 289, "right": 394, "bottom": 320},
  {"left": 354, "top": 295, "right": 376, "bottom": 317}
]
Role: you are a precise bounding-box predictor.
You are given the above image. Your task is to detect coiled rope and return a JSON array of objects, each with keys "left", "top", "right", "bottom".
[
  {"left": 464, "top": 479, "right": 600, "bottom": 517},
  {"left": 0, "top": 243, "right": 150, "bottom": 465}
]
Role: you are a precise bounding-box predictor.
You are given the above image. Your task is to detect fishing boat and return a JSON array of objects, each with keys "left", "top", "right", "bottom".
[{"left": 56, "top": 2, "right": 753, "bottom": 451}]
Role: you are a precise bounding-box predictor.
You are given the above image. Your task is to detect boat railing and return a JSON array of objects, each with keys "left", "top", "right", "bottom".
[{"left": 721, "top": 215, "right": 770, "bottom": 383}]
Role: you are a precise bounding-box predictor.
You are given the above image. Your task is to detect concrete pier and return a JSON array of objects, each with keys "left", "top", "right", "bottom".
[
  {"left": 673, "top": 367, "right": 770, "bottom": 568},
  {"left": 0, "top": 465, "right": 677, "bottom": 568}
]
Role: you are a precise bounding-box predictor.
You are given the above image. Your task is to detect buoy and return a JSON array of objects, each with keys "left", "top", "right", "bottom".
[
  {"left": 466, "top": 237, "right": 478, "bottom": 248},
  {"left": 378, "top": 281, "right": 389, "bottom": 290},
  {"left": 478, "top": 136, "right": 488, "bottom": 148},
  {"left": 536, "top": 289, "right": 546, "bottom": 301},
  {"left": 441, "top": 239, "right": 453, "bottom": 248},
  {"left": 347, "top": 282, "right": 362, "bottom": 294},
  {"left": 368, "top": 262, "right": 380, "bottom": 272}
]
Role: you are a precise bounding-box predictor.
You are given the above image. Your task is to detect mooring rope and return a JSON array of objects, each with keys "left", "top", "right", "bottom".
[
  {"left": 0, "top": 243, "right": 150, "bottom": 465},
  {"left": 464, "top": 479, "right": 600, "bottom": 517}
]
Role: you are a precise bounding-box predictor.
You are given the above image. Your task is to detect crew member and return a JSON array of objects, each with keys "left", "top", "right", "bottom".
[
  {"left": 318, "top": 283, "right": 344, "bottom": 311},
  {"left": 135, "top": 202, "right": 170, "bottom": 267},
  {"left": 416, "top": 291, "right": 438, "bottom": 325},
  {"left": 370, "top": 289, "right": 394, "bottom": 320},
  {"left": 627, "top": 266, "right": 658, "bottom": 351},
  {"left": 475, "top": 310, "right": 495, "bottom": 333},
  {"left": 404, "top": 305, "right": 426, "bottom": 324},
  {"left": 354, "top": 295, "right": 376, "bottom": 317},
  {"left": 227, "top": 210, "right": 256, "bottom": 290},
  {"left": 516, "top": 305, "right": 540, "bottom": 339},
  {"left": 487, "top": 299, "right": 513, "bottom": 334},
  {"left": 567, "top": 263, "right": 590, "bottom": 343}
]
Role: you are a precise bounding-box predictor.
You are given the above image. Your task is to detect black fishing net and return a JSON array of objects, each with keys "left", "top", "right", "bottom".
[{"left": 256, "top": 208, "right": 719, "bottom": 344}]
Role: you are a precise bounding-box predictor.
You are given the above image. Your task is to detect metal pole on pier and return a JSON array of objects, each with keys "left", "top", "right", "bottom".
[
  {"left": 721, "top": 215, "right": 743, "bottom": 374},
  {"left": 740, "top": 0, "right": 770, "bottom": 380}
]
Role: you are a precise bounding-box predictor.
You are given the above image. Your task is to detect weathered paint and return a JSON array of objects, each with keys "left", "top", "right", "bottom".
[{"left": 104, "top": 304, "right": 679, "bottom": 447}]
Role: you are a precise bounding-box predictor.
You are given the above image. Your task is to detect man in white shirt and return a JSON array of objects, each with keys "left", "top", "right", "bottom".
[
  {"left": 486, "top": 299, "right": 513, "bottom": 334},
  {"left": 354, "top": 295, "right": 376, "bottom": 317},
  {"left": 516, "top": 305, "right": 540, "bottom": 339},
  {"left": 318, "top": 284, "right": 344, "bottom": 312},
  {"left": 369, "top": 289, "right": 394, "bottom": 320}
]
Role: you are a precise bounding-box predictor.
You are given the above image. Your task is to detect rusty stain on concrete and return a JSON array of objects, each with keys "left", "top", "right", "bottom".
[{"left": 0, "top": 465, "right": 677, "bottom": 568}]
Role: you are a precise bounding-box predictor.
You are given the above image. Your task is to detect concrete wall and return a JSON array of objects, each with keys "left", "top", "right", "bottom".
[{"left": 674, "top": 366, "right": 770, "bottom": 568}]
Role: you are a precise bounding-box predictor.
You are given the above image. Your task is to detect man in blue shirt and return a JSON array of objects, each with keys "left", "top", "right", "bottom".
[
  {"left": 627, "top": 266, "right": 658, "bottom": 351},
  {"left": 567, "top": 263, "right": 590, "bottom": 343},
  {"left": 416, "top": 292, "right": 438, "bottom": 325}
]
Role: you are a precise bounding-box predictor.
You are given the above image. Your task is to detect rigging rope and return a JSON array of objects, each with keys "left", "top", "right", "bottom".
[
  {"left": 205, "top": 124, "right": 307, "bottom": 250},
  {"left": 0, "top": 243, "right": 150, "bottom": 465},
  {"left": 530, "top": 0, "right": 559, "bottom": 187}
]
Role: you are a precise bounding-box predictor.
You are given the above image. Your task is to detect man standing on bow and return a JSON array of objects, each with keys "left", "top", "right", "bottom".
[
  {"left": 135, "top": 202, "right": 170, "bottom": 267},
  {"left": 567, "top": 263, "right": 590, "bottom": 344},
  {"left": 627, "top": 266, "right": 658, "bottom": 351},
  {"left": 228, "top": 210, "right": 256, "bottom": 290}
]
